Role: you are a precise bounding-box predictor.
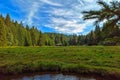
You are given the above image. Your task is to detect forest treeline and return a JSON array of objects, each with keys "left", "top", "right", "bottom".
[
  {"left": 0, "top": 13, "right": 120, "bottom": 46},
  {"left": 0, "top": 1, "right": 120, "bottom": 46}
]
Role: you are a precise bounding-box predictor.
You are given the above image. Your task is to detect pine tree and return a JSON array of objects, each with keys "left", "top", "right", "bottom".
[
  {"left": 87, "top": 31, "right": 95, "bottom": 45},
  {"left": 82, "top": 1, "right": 120, "bottom": 26},
  {"left": 17, "top": 22, "right": 25, "bottom": 46},
  {"left": 30, "top": 26, "right": 38, "bottom": 46},
  {"left": 0, "top": 18, "right": 7, "bottom": 46},
  {"left": 24, "top": 30, "right": 32, "bottom": 46},
  {"left": 5, "top": 14, "right": 11, "bottom": 27},
  {"left": 94, "top": 25, "right": 101, "bottom": 44},
  {"left": 38, "top": 31, "right": 44, "bottom": 46}
]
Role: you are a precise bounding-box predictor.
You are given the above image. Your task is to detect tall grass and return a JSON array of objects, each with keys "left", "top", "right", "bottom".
[{"left": 0, "top": 46, "right": 120, "bottom": 76}]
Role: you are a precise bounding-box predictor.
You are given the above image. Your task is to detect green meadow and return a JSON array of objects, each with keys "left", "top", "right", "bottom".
[{"left": 0, "top": 46, "right": 120, "bottom": 77}]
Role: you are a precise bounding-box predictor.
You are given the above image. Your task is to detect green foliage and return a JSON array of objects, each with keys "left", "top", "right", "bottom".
[
  {"left": 0, "top": 14, "right": 44, "bottom": 46},
  {"left": 102, "top": 37, "right": 120, "bottom": 46},
  {"left": 0, "top": 18, "right": 7, "bottom": 46},
  {"left": 82, "top": 1, "right": 120, "bottom": 46},
  {"left": 38, "top": 32, "right": 44, "bottom": 46},
  {"left": 5, "top": 14, "right": 11, "bottom": 27},
  {"left": 82, "top": 1, "right": 120, "bottom": 25},
  {"left": 94, "top": 25, "right": 101, "bottom": 44},
  {"left": 0, "top": 10, "right": 120, "bottom": 46}
]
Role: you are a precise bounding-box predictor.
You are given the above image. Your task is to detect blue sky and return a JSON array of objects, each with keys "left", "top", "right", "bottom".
[{"left": 0, "top": 0, "right": 119, "bottom": 35}]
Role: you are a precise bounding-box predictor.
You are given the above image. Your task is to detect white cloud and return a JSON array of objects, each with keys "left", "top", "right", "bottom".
[
  {"left": 50, "top": 9, "right": 73, "bottom": 17},
  {"left": 44, "top": 0, "right": 96, "bottom": 34},
  {"left": 41, "top": 0, "right": 62, "bottom": 6},
  {"left": 45, "top": 18, "right": 87, "bottom": 34},
  {"left": 24, "top": 2, "right": 40, "bottom": 25},
  {"left": 10, "top": 0, "right": 120, "bottom": 34},
  {"left": 12, "top": 0, "right": 62, "bottom": 26}
]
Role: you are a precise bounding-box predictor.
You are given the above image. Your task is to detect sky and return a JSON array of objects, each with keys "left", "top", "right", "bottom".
[{"left": 0, "top": 0, "right": 119, "bottom": 35}]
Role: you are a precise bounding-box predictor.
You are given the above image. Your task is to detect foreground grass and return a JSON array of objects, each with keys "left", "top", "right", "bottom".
[{"left": 0, "top": 46, "right": 120, "bottom": 77}]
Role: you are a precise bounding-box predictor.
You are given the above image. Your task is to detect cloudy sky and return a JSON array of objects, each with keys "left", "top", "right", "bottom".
[{"left": 0, "top": 0, "right": 119, "bottom": 34}]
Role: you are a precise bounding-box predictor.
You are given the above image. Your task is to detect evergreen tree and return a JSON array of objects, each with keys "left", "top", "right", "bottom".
[
  {"left": 17, "top": 22, "right": 25, "bottom": 46},
  {"left": 5, "top": 14, "right": 11, "bottom": 27},
  {"left": 94, "top": 25, "right": 101, "bottom": 44},
  {"left": 82, "top": 1, "right": 120, "bottom": 27},
  {"left": 38, "top": 31, "right": 44, "bottom": 46},
  {"left": 24, "top": 30, "right": 32, "bottom": 46},
  {"left": 72, "top": 34, "right": 78, "bottom": 45},
  {"left": 30, "top": 26, "right": 39, "bottom": 46},
  {"left": 0, "top": 18, "right": 7, "bottom": 46},
  {"left": 87, "top": 31, "right": 95, "bottom": 45}
]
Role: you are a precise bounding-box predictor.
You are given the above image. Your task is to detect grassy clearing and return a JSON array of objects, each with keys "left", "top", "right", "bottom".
[{"left": 0, "top": 46, "right": 120, "bottom": 76}]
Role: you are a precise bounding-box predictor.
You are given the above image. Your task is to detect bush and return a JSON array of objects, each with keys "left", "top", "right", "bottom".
[{"left": 102, "top": 38, "right": 116, "bottom": 46}]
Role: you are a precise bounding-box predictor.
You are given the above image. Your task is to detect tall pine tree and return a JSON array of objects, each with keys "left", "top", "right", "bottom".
[{"left": 0, "top": 18, "right": 7, "bottom": 46}]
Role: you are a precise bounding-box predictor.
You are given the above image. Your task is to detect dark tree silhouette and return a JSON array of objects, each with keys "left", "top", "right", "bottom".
[{"left": 82, "top": 1, "right": 120, "bottom": 26}]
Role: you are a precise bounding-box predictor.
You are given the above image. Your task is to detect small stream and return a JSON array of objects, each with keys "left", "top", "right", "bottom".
[
  {"left": 12, "top": 74, "right": 95, "bottom": 80},
  {"left": 0, "top": 72, "right": 115, "bottom": 80}
]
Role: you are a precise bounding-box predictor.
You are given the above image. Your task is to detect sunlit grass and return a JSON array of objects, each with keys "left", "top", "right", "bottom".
[{"left": 0, "top": 46, "right": 120, "bottom": 76}]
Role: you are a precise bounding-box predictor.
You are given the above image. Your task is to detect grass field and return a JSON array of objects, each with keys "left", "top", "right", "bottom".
[{"left": 0, "top": 46, "right": 120, "bottom": 77}]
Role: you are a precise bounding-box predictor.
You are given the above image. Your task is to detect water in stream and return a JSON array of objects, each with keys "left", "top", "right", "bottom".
[
  {"left": 12, "top": 74, "right": 96, "bottom": 80},
  {"left": 0, "top": 72, "right": 116, "bottom": 80}
]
